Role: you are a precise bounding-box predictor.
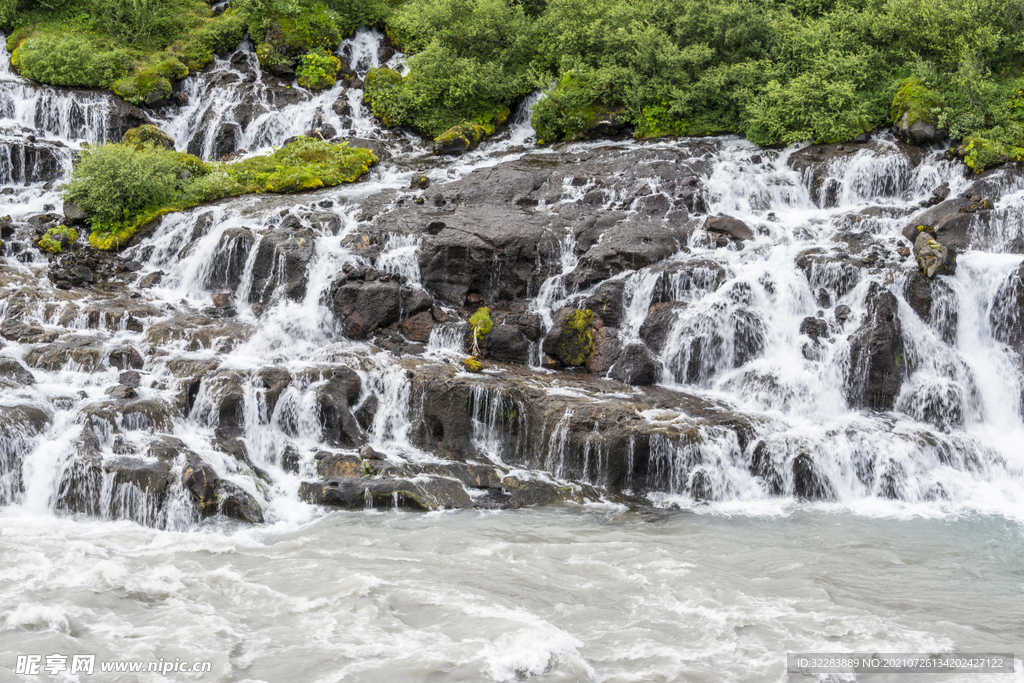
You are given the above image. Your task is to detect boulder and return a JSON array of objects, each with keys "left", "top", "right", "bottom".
[
  {"left": 704, "top": 214, "right": 753, "bottom": 241},
  {"left": 315, "top": 367, "right": 363, "bottom": 448},
  {"left": 331, "top": 279, "right": 401, "bottom": 339},
  {"left": 609, "top": 343, "right": 658, "bottom": 386},
  {"left": 847, "top": 283, "right": 906, "bottom": 410},
  {"left": 248, "top": 227, "right": 316, "bottom": 305},
  {"left": 913, "top": 230, "right": 956, "bottom": 278}
]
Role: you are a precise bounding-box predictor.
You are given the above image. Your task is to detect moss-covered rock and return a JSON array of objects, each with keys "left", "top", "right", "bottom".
[
  {"left": 37, "top": 225, "right": 78, "bottom": 254},
  {"left": 432, "top": 108, "right": 511, "bottom": 155},
  {"left": 296, "top": 48, "right": 342, "bottom": 90},
  {"left": 256, "top": 41, "right": 296, "bottom": 76},
  {"left": 555, "top": 309, "right": 597, "bottom": 366},
  {"left": 463, "top": 357, "right": 483, "bottom": 373},
  {"left": 122, "top": 124, "right": 175, "bottom": 150},
  {"left": 891, "top": 77, "right": 945, "bottom": 144}
]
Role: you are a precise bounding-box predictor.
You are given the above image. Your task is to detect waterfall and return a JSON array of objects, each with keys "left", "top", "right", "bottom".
[{"left": 2, "top": 23, "right": 1024, "bottom": 526}]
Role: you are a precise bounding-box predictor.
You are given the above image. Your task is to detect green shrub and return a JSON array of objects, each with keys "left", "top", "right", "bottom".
[
  {"left": 11, "top": 32, "right": 126, "bottom": 87},
  {"left": 468, "top": 307, "right": 493, "bottom": 338},
  {"left": 63, "top": 142, "right": 184, "bottom": 227},
  {"left": 297, "top": 48, "right": 342, "bottom": 89},
  {"left": 65, "top": 137, "right": 378, "bottom": 249}
]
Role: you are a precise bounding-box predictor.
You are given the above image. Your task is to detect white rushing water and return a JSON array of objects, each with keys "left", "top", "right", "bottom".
[{"left": 1, "top": 27, "right": 1023, "bottom": 682}]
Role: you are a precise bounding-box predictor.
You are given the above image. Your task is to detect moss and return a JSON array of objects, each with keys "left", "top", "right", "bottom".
[
  {"left": 556, "top": 309, "right": 596, "bottom": 367},
  {"left": 468, "top": 307, "right": 493, "bottom": 338},
  {"left": 122, "top": 124, "right": 175, "bottom": 150},
  {"left": 890, "top": 77, "right": 944, "bottom": 127},
  {"left": 463, "top": 357, "right": 483, "bottom": 373},
  {"left": 37, "top": 225, "right": 78, "bottom": 254},
  {"left": 88, "top": 223, "right": 138, "bottom": 251},
  {"left": 112, "top": 54, "right": 188, "bottom": 107},
  {"left": 80, "top": 138, "right": 378, "bottom": 250}
]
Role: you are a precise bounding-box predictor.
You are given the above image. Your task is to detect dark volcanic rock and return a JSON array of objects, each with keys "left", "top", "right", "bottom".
[
  {"left": 847, "top": 283, "right": 906, "bottom": 410},
  {"left": 248, "top": 227, "right": 316, "bottom": 305},
  {"left": 705, "top": 214, "right": 753, "bottom": 241},
  {"left": 331, "top": 280, "right": 401, "bottom": 339}
]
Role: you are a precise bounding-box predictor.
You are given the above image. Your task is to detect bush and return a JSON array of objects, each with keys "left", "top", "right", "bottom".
[
  {"left": 11, "top": 32, "right": 127, "bottom": 87},
  {"left": 297, "top": 48, "right": 342, "bottom": 89},
  {"left": 63, "top": 142, "right": 184, "bottom": 227}
]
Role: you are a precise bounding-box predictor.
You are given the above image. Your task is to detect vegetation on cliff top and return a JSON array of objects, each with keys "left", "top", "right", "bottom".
[
  {"left": 4, "top": 0, "right": 1024, "bottom": 168},
  {"left": 63, "top": 136, "right": 377, "bottom": 250}
]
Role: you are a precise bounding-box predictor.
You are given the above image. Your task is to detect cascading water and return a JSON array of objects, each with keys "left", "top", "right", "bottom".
[{"left": 2, "top": 26, "right": 1023, "bottom": 681}]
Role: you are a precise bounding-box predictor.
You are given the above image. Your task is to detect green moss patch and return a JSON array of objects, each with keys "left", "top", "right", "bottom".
[
  {"left": 67, "top": 137, "right": 378, "bottom": 250},
  {"left": 555, "top": 309, "right": 596, "bottom": 367},
  {"left": 37, "top": 226, "right": 79, "bottom": 254},
  {"left": 890, "top": 77, "right": 944, "bottom": 128}
]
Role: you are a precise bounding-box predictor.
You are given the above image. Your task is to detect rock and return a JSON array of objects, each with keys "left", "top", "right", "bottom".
[
  {"left": 105, "top": 385, "right": 137, "bottom": 399},
  {"left": 904, "top": 120, "right": 943, "bottom": 144},
  {"left": 69, "top": 265, "right": 93, "bottom": 284},
  {"left": 359, "top": 445, "right": 385, "bottom": 460},
  {"left": 0, "top": 318, "right": 57, "bottom": 343},
  {"left": 215, "top": 480, "right": 264, "bottom": 523},
  {"left": 463, "top": 357, "right": 483, "bottom": 373},
  {"left": 138, "top": 271, "right": 164, "bottom": 288},
  {"left": 410, "top": 175, "right": 430, "bottom": 190},
  {"left": 398, "top": 311, "right": 434, "bottom": 343},
  {"left": 586, "top": 327, "right": 622, "bottom": 375},
  {"left": 107, "top": 346, "right": 144, "bottom": 370},
  {"left": 316, "top": 453, "right": 361, "bottom": 477},
  {"left": 0, "top": 358, "right": 35, "bottom": 386},
  {"left": 206, "top": 228, "right": 255, "bottom": 290},
  {"left": 847, "top": 283, "right": 906, "bottom": 410},
  {"left": 331, "top": 279, "right": 402, "bottom": 339},
  {"left": 485, "top": 324, "right": 532, "bottom": 364},
  {"left": 705, "top": 214, "right": 753, "bottom": 241},
  {"left": 315, "top": 367, "right": 363, "bottom": 448},
  {"left": 609, "top": 343, "right": 658, "bottom": 385},
  {"left": 639, "top": 302, "right": 686, "bottom": 353},
  {"left": 584, "top": 279, "right": 626, "bottom": 327},
  {"left": 570, "top": 216, "right": 692, "bottom": 289},
  {"left": 799, "top": 316, "right": 829, "bottom": 343},
  {"left": 25, "top": 337, "right": 105, "bottom": 372},
  {"left": 835, "top": 304, "right": 852, "bottom": 324},
  {"left": 183, "top": 461, "right": 219, "bottom": 515},
  {"left": 544, "top": 309, "right": 597, "bottom": 367},
  {"left": 989, "top": 262, "right": 1024, "bottom": 351},
  {"left": 62, "top": 201, "right": 87, "bottom": 225},
  {"left": 119, "top": 370, "right": 142, "bottom": 388},
  {"left": 913, "top": 230, "right": 956, "bottom": 278},
  {"left": 212, "top": 292, "right": 234, "bottom": 309},
  {"left": 792, "top": 453, "right": 835, "bottom": 500},
  {"left": 248, "top": 227, "right": 316, "bottom": 305}
]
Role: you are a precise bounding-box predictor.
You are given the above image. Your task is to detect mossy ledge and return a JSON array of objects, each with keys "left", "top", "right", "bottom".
[{"left": 70, "top": 137, "right": 378, "bottom": 251}]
